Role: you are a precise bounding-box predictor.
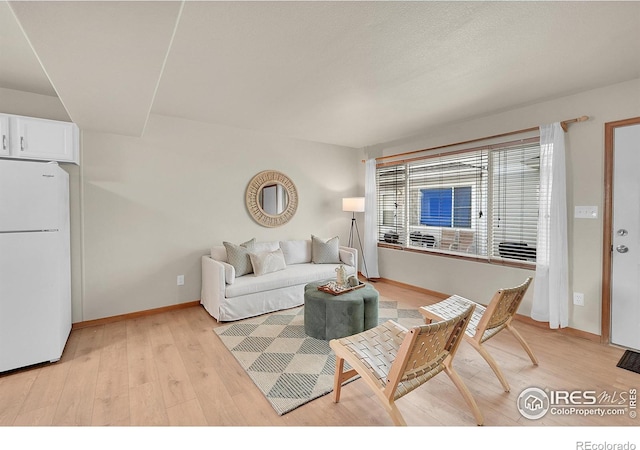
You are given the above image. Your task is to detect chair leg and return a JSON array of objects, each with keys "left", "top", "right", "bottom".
[
  {"left": 507, "top": 323, "right": 539, "bottom": 365},
  {"left": 444, "top": 365, "right": 484, "bottom": 426},
  {"left": 332, "top": 355, "right": 359, "bottom": 403},
  {"left": 333, "top": 356, "right": 345, "bottom": 402},
  {"left": 385, "top": 400, "right": 407, "bottom": 426},
  {"left": 469, "top": 339, "right": 511, "bottom": 392},
  {"left": 333, "top": 352, "right": 408, "bottom": 426}
]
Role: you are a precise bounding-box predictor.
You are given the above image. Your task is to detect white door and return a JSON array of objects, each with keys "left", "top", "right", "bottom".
[
  {"left": 0, "top": 160, "right": 61, "bottom": 232},
  {"left": 611, "top": 123, "right": 640, "bottom": 351},
  {"left": 0, "top": 232, "right": 63, "bottom": 372}
]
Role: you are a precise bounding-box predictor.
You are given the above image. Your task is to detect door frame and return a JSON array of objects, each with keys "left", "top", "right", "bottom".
[{"left": 601, "top": 116, "right": 640, "bottom": 344}]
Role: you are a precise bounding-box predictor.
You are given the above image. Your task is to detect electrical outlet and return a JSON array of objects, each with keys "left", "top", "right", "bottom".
[
  {"left": 573, "top": 292, "right": 584, "bottom": 306},
  {"left": 177, "top": 275, "right": 184, "bottom": 286}
]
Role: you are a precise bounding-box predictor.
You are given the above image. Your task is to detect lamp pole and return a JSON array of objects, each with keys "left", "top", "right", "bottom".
[{"left": 348, "top": 211, "right": 369, "bottom": 280}]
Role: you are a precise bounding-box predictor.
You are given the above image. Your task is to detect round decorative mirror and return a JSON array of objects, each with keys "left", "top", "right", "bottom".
[{"left": 246, "top": 170, "right": 298, "bottom": 227}]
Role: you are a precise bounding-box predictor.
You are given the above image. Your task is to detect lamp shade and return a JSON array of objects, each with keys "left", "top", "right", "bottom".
[{"left": 342, "top": 197, "right": 365, "bottom": 212}]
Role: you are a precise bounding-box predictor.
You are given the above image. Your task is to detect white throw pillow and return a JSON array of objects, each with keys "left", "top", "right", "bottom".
[
  {"left": 339, "top": 249, "right": 356, "bottom": 267},
  {"left": 210, "top": 246, "right": 227, "bottom": 262},
  {"left": 249, "top": 248, "right": 287, "bottom": 276},
  {"left": 279, "top": 240, "right": 312, "bottom": 265},
  {"left": 253, "top": 240, "right": 280, "bottom": 253}
]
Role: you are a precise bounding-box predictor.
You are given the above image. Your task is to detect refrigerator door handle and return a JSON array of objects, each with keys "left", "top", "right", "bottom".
[
  {"left": 2, "top": 134, "right": 5, "bottom": 150},
  {"left": 0, "top": 229, "right": 59, "bottom": 234},
  {"left": 20, "top": 136, "right": 25, "bottom": 151}
]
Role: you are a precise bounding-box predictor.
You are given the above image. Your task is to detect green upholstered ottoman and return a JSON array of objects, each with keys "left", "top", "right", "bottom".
[{"left": 303, "top": 281, "right": 379, "bottom": 340}]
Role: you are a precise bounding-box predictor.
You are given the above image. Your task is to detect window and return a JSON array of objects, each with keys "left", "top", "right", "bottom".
[
  {"left": 377, "top": 137, "right": 540, "bottom": 263},
  {"left": 420, "top": 186, "right": 472, "bottom": 228},
  {"left": 377, "top": 166, "right": 405, "bottom": 244}
]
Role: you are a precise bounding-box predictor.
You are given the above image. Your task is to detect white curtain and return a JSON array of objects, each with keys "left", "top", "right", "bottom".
[
  {"left": 531, "top": 122, "right": 569, "bottom": 328},
  {"left": 363, "top": 159, "right": 380, "bottom": 278}
]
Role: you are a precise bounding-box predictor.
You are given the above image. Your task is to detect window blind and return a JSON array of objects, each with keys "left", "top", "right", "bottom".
[
  {"left": 377, "top": 165, "right": 406, "bottom": 245},
  {"left": 490, "top": 142, "right": 540, "bottom": 261},
  {"left": 377, "top": 137, "right": 540, "bottom": 264}
]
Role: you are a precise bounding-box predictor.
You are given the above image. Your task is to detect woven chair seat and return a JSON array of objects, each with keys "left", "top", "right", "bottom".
[
  {"left": 419, "top": 277, "right": 537, "bottom": 393},
  {"left": 334, "top": 320, "right": 449, "bottom": 400},
  {"left": 421, "top": 295, "right": 504, "bottom": 343},
  {"left": 330, "top": 303, "right": 484, "bottom": 426}
]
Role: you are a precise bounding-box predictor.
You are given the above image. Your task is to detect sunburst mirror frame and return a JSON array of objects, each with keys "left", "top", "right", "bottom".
[{"left": 245, "top": 170, "right": 298, "bottom": 227}]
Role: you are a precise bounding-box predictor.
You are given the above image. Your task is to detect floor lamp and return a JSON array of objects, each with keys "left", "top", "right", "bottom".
[{"left": 342, "top": 197, "right": 369, "bottom": 279}]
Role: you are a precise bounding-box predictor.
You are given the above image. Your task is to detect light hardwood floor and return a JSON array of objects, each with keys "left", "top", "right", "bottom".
[{"left": 1, "top": 280, "right": 638, "bottom": 428}]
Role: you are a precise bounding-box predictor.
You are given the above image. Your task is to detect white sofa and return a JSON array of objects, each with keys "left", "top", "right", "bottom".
[{"left": 201, "top": 238, "right": 358, "bottom": 321}]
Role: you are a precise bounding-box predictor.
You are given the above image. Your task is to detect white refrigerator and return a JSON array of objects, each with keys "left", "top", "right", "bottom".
[{"left": 0, "top": 159, "right": 71, "bottom": 373}]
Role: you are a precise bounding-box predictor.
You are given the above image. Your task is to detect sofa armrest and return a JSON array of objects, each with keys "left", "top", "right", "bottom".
[
  {"left": 219, "top": 260, "right": 236, "bottom": 285},
  {"left": 201, "top": 255, "right": 226, "bottom": 321},
  {"left": 339, "top": 246, "right": 358, "bottom": 274}
]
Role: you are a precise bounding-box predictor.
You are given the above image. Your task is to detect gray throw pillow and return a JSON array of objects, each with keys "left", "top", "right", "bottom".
[
  {"left": 311, "top": 235, "right": 340, "bottom": 264},
  {"left": 223, "top": 238, "right": 256, "bottom": 277}
]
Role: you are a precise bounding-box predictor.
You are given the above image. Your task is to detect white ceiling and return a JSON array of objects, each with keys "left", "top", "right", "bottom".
[{"left": 2, "top": 1, "right": 639, "bottom": 148}]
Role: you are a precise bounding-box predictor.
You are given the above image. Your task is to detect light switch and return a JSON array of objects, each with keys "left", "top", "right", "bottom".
[{"left": 574, "top": 206, "right": 598, "bottom": 219}]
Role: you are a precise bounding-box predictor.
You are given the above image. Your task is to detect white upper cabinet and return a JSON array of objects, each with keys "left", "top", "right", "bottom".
[{"left": 0, "top": 114, "right": 79, "bottom": 164}]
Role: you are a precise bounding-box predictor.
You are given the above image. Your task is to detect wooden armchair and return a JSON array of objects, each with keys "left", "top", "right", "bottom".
[
  {"left": 330, "top": 303, "right": 483, "bottom": 426},
  {"left": 440, "top": 228, "right": 456, "bottom": 250},
  {"left": 419, "top": 277, "right": 536, "bottom": 392},
  {"left": 457, "top": 230, "right": 475, "bottom": 252}
]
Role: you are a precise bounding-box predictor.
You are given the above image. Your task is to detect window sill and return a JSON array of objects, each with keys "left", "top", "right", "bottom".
[{"left": 377, "top": 242, "right": 536, "bottom": 270}]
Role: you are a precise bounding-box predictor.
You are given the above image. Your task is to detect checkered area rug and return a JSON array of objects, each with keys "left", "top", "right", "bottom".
[{"left": 214, "top": 300, "right": 424, "bottom": 415}]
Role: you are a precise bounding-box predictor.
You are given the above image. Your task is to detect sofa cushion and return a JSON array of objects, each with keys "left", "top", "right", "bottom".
[
  {"left": 280, "top": 240, "right": 312, "bottom": 265},
  {"left": 311, "top": 235, "right": 340, "bottom": 264},
  {"left": 225, "top": 262, "right": 356, "bottom": 298},
  {"left": 250, "top": 248, "right": 287, "bottom": 276},
  {"left": 223, "top": 238, "right": 256, "bottom": 276},
  {"left": 211, "top": 240, "right": 278, "bottom": 262},
  {"left": 211, "top": 246, "right": 227, "bottom": 262},
  {"left": 253, "top": 240, "right": 280, "bottom": 253}
]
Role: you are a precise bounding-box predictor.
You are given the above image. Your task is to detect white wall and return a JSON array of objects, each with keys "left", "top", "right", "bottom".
[
  {"left": 0, "top": 88, "right": 71, "bottom": 122},
  {"left": 2, "top": 87, "right": 365, "bottom": 323},
  {"left": 5, "top": 78, "right": 639, "bottom": 334},
  {"left": 80, "top": 114, "right": 363, "bottom": 321},
  {"left": 365, "top": 78, "right": 640, "bottom": 335}
]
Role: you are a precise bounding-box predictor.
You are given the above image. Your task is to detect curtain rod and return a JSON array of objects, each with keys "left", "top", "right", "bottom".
[{"left": 365, "top": 115, "right": 589, "bottom": 163}]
